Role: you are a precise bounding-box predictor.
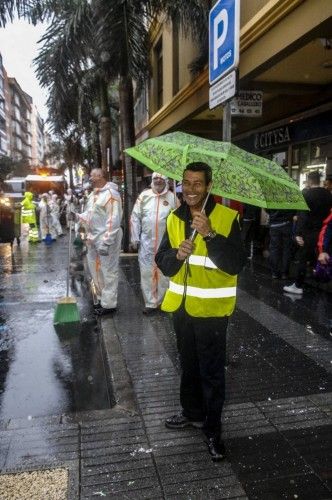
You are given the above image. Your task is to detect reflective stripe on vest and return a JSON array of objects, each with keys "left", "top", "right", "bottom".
[
  {"left": 22, "top": 209, "right": 34, "bottom": 216},
  {"left": 161, "top": 203, "right": 239, "bottom": 317},
  {"left": 188, "top": 255, "right": 217, "bottom": 269},
  {"left": 169, "top": 281, "right": 236, "bottom": 298},
  {"left": 29, "top": 228, "right": 39, "bottom": 241}
]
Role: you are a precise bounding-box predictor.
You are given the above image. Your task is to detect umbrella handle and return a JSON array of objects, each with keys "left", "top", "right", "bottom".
[{"left": 189, "top": 182, "right": 213, "bottom": 242}]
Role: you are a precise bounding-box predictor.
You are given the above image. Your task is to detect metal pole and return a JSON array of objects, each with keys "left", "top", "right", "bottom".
[{"left": 222, "top": 101, "right": 232, "bottom": 142}]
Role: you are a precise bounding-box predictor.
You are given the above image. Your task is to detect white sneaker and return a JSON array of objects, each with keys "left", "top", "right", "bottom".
[{"left": 283, "top": 283, "right": 303, "bottom": 295}]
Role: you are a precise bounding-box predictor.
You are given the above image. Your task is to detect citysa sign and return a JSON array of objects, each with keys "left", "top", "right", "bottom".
[{"left": 254, "top": 126, "right": 291, "bottom": 150}]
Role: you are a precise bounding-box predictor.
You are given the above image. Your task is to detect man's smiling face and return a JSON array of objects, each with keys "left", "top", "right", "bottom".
[{"left": 182, "top": 170, "right": 211, "bottom": 211}]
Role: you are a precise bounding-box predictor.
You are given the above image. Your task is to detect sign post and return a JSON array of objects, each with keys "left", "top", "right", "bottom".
[{"left": 209, "top": 0, "right": 240, "bottom": 142}]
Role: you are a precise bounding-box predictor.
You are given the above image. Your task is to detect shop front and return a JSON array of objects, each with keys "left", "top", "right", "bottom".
[{"left": 235, "top": 109, "right": 332, "bottom": 189}]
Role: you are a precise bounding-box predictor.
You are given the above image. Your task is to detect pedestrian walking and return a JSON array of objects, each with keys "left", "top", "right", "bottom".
[
  {"left": 76, "top": 169, "right": 122, "bottom": 316},
  {"left": 283, "top": 171, "right": 332, "bottom": 295},
  {"left": 155, "top": 162, "right": 246, "bottom": 461},
  {"left": 130, "top": 172, "right": 176, "bottom": 314},
  {"left": 241, "top": 203, "right": 260, "bottom": 259},
  {"left": 20, "top": 191, "right": 39, "bottom": 243},
  {"left": 267, "top": 209, "right": 295, "bottom": 279}
]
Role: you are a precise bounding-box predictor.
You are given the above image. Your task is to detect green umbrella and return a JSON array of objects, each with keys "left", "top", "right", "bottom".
[{"left": 125, "top": 131, "right": 308, "bottom": 210}]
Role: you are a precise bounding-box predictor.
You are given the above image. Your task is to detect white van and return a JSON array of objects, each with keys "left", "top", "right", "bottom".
[{"left": 4, "top": 177, "right": 26, "bottom": 195}]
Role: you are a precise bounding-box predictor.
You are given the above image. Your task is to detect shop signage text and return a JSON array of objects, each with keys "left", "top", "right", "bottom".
[
  {"left": 231, "top": 90, "right": 263, "bottom": 116},
  {"left": 254, "top": 126, "right": 291, "bottom": 150}
]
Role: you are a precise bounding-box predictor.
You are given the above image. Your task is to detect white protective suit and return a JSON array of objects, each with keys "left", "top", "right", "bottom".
[
  {"left": 78, "top": 182, "right": 122, "bottom": 309},
  {"left": 64, "top": 189, "right": 77, "bottom": 229},
  {"left": 39, "top": 195, "right": 56, "bottom": 240},
  {"left": 130, "top": 180, "right": 176, "bottom": 309},
  {"left": 49, "top": 194, "right": 63, "bottom": 237}
]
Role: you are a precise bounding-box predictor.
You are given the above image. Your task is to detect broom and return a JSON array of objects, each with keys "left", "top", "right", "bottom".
[{"left": 53, "top": 212, "right": 80, "bottom": 326}]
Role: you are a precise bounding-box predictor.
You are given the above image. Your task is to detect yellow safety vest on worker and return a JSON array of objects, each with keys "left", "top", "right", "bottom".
[
  {"left": 161, "top": 204, "right": 238, "bottom": 318},
  {"left": 21, "top": 192, "right": 36, "bottom": 224}
]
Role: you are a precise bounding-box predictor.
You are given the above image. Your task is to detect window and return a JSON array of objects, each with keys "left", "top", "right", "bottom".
[
  {"left": 0, "top": 116, "right": 5, "bottom": 131},
  {"left": 310, "top": 138, "right": 332, "bottom": 164}
]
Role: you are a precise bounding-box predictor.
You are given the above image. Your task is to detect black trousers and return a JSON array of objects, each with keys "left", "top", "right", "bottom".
[
  {"left": 269, "top": 223, "right": 292, "bottom": 276},
  {"left": 173, "top": 306, "right": 228, "bottom": 439},
  {"left": 295, "top": 231, "right": 319, "bottom": 288}
]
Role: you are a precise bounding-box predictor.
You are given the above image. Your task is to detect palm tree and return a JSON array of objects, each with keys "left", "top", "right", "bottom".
[{"left": 0, "top": 0, "right": 209, "bottom": 248}]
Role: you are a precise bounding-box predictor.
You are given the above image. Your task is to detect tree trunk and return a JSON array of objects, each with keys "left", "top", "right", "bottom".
[
  {"left": 68, "top": 164, "right": 74, "bottom": 189},
  {"left": 119, "top": 74, "right": 137, "bottom": 252},
  {"left": 119, "top": 74, "right": 137, "bottom": 208},
  {"left": 98, "top": 78, "right": 112, "bottom": 180},
  {"left": 92, "top": 121, "right": 102, "bottom": 169}
]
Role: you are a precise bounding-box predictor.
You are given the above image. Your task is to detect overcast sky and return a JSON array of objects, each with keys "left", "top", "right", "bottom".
[{"left": 0, "top": 18, "right": 49, "bottom": 121}]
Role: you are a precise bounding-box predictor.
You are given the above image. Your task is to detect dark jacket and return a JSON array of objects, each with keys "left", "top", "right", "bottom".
[
  {"left": 267, "top": 209, "right": 296, "bottom": 226},
  {"left": 296, "top": 187, "right": 332, "bottom": 235},
  {"left": 155, "top": 196, "right": 246, "bottom": 277}
]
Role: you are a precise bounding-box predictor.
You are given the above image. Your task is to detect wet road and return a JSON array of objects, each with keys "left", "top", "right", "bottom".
[{"left": 0, "top": 236, "right": 113, "bottom": 420}]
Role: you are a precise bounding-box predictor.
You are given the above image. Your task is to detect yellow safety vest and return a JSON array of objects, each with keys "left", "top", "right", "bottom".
[{"left": 161, "top": 204, "right": 239, "bottom": 318}]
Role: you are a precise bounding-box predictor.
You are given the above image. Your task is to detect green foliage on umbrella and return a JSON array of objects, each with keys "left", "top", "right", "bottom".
[{"left": 126, "top": 131, "right": 308, "bottom": 210}]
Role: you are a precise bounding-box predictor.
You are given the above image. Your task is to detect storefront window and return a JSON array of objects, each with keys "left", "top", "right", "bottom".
[
  {"left": 310, "top": 138, "right": 332, "bottom": 165},
  {"left": 272, "top": 151, "right": 287, "bottom": 168}
]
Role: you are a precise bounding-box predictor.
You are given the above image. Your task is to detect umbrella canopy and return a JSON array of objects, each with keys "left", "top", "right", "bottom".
[{"left": 125, "top": 131, "right": 308, "bottom": 210}]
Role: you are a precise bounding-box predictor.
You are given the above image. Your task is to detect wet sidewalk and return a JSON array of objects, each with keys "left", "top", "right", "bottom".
[{"left": 0, "top": 241, "right": 331, "bottom": 499}]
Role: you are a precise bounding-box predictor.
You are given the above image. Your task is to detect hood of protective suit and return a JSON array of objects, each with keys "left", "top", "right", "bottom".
[
  {"left": 23, "top": 191, "right": 33, "bottom": 201},
  {"left": 95, "top": 181, "right": 119, "bottom": 193}
]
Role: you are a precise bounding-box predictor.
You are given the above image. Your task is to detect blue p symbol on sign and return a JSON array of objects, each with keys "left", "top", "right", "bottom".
[
  {"left": 213, "top": 9, "right": 228, "bottom": 71},
  {"left": 209, "top": 0, "right": 239, "bottom": 85}
]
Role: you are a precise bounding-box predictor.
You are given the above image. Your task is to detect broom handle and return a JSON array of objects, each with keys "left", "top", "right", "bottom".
[{"left": 66, "top": 203, "right": 73, "bottom": 297}]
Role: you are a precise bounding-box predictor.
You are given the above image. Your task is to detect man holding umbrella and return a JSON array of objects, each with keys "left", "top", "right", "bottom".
[{"left": 155, "top": 162, "right": 246, "bottom": 461}]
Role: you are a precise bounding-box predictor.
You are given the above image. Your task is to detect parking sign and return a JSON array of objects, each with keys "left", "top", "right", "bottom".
[{"left": 209, "top": 0, "right": 240, "bottom": 85}]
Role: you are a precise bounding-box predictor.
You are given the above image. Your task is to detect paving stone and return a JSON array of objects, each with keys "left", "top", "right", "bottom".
[
  {"left": 81, "top": 441, "right": 150, "bottom": 458},
  {"left": 243, "top": 473, "right": 332, "bottom": 500},
  {"left": 81, "top": 476, "right": 163, "bottom": 498},
  {"left": 163, "top": 478, "right": 247, "bottom": 499},
  {"left": 82, "top": 427, "right": 146, "bottom": 443},
  {"left": 82, "top": 458, "right": 153, "bottom": 476},
  {"left": 81, "top": 464, "right": 156, "bottom": 487},
  {"left": 226, "top": 432, "right": 312, "bottom": 483},
  {"left": 157, "top": 456, "right": 233, "bottom": 476},
  {"left": 82, "top": 453, "right": 153, "bottom": 469}
]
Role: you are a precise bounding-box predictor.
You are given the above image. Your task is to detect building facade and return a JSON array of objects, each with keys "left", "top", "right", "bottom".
[
  {"left": 136, "top": 0, "right": 332, "bottom": 183},
  {"left": 7, "top": 77, "right": 33, "bottom": 164},
  {"left": 0, "top": 54, "right": 8, "bottom": 157}
]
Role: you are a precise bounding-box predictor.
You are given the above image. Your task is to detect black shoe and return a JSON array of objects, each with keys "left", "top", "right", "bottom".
[
  {"left": 93, "top": 302, "right": 102, "bottom": 310},
  {"left": 206, "top": 437, "right": 226, "bottom": 462},
  {"left": 142, "top": 307, "right": 157, "bottom": 315},
  {"left": 165, "top": 414, "right": 204, "bottom": 430},
  {"left": 281, "top": 274, "right": 289, "bottom": 280},
  {"left": 94, "top": 307, "right": 117, "bottom": 316},
  {"left": 272, "top": 273, "right": 281, "bottom": 279}
]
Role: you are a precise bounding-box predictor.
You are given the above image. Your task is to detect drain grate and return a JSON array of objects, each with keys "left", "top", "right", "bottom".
[{"left": 0, "top": 468, "right": 68, "bottom": 500}]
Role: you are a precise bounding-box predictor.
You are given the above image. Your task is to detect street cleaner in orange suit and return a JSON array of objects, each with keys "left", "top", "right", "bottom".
[
  {"left": 155, "top": 162, "right": 246, "bottom": 461},
  {"left": 76, "top": 168, "right": 122, "bottom": 316}
]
